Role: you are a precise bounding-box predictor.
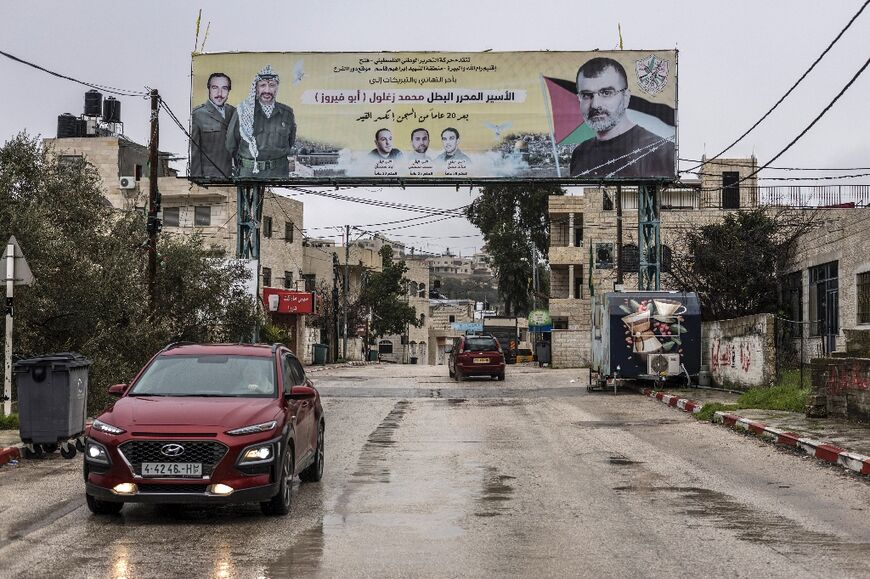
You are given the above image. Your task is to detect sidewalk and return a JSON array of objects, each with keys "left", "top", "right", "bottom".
[{"left": 643, "top": 386, "right": 870, "bottom": 476}]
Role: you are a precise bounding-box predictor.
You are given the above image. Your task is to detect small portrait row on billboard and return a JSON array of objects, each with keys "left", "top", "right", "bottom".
[{"left": 188, "top": 50, "right": 677, "bottom": 183}]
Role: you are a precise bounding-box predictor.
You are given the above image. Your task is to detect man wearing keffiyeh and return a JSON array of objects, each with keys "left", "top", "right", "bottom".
[{"left": 226, "top": 64, "right": 297, "bottom": 178}]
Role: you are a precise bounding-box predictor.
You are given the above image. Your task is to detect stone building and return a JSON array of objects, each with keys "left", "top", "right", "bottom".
[
  {"left": 427, "top": 299, "right": 476, "bottom": 365},
  {"left": 46, "top": 135, "right": 311, "bottom": 361},
  {"left": 548, "top": 156, "right": 870, "bottom": 368},
  {"left": 379, "top": 258, "right": 430, "bottom": 364}
]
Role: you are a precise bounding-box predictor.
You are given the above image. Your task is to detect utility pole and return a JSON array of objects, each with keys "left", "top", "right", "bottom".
[
  {"left": 332, "top": 253, "right": 340, "bottom": 362},
  {"left": 3, "top": 242, "right": 13, "bottom": 416},
  {"left": 146, "top": 89, "right": 160, "bottom": 308},
  {"left": 343, "top": 224, "right": 350, "bottom": 361},
  {"left": 616, "top": 185, "right": 623, "bottom": 287}
]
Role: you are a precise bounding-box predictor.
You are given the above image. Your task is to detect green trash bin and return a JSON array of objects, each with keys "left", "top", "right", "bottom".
[
  {"left": 312, "top": 343, "right": 328, "bottom": 365},
  {"left": 368, "top": 350, "right": 379, "bottom": 362}
]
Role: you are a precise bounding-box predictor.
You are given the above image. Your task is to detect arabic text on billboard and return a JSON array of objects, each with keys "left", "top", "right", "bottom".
[{"left": 189, "top": 51, "right": 677, "bottom": 184}]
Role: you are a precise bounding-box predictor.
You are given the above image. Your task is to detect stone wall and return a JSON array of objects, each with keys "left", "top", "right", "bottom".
[
  {"left": 551, "top": 330, "right": 586, "bottom": 368},
  {"left": 810, "top": 357, "right": 870, "bottom": 422},
  {"left": 702, "top": 314, "right": 775, "bottom": 389}
]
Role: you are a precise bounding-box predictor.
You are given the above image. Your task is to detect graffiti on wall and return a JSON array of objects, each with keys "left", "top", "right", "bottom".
[
  {"left": 710, "top": 338, "right": 754, "bottom": 373},
  {"left": 824, "top": 363, "right": 870, "bottom": 395}
]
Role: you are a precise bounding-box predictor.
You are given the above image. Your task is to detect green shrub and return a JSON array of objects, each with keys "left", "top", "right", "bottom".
[
  {"left": 694, "top": 402, "right": 738, "bottom": 422},
  {"left": 736, "top": 383, "right": 809, "bottom": 413},
  {"left": 0, "top": 413, "right": 19, "bottom": 430}
]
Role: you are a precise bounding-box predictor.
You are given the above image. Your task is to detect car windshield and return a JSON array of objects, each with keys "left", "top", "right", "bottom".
[
  {"left": 464, "top": 338, "right": 498, "bottom": 352},
  {"left": 129, "top": 355, "right": 276, "bottom": 397}
]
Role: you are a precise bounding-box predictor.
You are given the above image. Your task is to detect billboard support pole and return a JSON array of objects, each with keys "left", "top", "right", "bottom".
[
  {"left": 638, "top": 183, "right": 661, "bottom": 290},
  {"left": 237, "top": 183, "right": 264, "bottom": 342}
]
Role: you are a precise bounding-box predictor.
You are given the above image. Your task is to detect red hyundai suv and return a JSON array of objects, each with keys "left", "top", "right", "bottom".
[
  {"left": 448, "top": 334, "right": 506, "bottom": 381},
  {"left": 84, "top": 343, "right": 324, "bottom": 516}
]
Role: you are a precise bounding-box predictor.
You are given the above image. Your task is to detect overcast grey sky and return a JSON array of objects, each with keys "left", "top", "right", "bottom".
[{"left": 2, "top": 1, "right": 869, "bottom": 254}]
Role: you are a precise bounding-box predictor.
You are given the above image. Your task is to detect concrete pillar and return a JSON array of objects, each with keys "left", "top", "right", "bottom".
[
  {"left": 568, "top": 212, "right": 574, "bottom": 247},
  {"left": 568, "top": 264, "right": 575, "bottom": 299}
]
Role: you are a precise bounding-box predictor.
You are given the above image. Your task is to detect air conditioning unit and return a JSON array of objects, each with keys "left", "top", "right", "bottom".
[
  {"left": 119, "top": 176, "right": 136, "bottom": 190},
  {"left": 648, "top": 353, "right": 681, "bottom": 376}
]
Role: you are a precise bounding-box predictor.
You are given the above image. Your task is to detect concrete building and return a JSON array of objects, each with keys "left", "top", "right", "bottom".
[
  {"left": 428, "top": 299, "right": 476, "bottom": 365},
  {"left": 46, "top": 135, "right": 311, "bottom": 361},
  {"left": 547, "top": 156, "right": 870, "bottom": 368},
  {"left": 379, "top": 258, "right": 430, "bottom": 364}
]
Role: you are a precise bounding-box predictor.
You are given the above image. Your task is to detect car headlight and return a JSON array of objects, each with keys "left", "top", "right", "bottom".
[
  {"left": 238, "top": 443, "right": 275, "bottom": 465},
  {"left": 85, "top": 442, "right": 110, "bottom": 465},
  {"left": 226, "top": 420, "right": 277, "bottom": 436},
  {"left": 92, "top": 419, "right": 126, "bottom": 435}
]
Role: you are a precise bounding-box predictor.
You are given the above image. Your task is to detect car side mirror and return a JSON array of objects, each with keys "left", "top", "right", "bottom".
[
  {"left": 108, "top": 383, "right": 127, "bottom": 397},
  {"left": 286, "top": 385, "right": 316, "bottom": 400}
]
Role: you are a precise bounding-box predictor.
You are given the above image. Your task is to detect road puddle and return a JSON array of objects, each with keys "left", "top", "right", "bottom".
[
  {"left": 350, "top": 400, "right": 412, "bottom": 483},
  {"left": 613, "top": 485, "right": 870, "bottom": 564},
  {"left": 475, "top": 467, "right": 515, "bottom": 517},
  {"left": 264, "top": 524, "right": 325, "bottom": 578}
]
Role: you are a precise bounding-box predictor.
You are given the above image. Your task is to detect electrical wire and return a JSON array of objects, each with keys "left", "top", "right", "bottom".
[
  {"left": 0, "top": 49, "right": 149, "bottom": 97},
  {"left": 682, "top": 0, "right": 870, "bottom": 173}
]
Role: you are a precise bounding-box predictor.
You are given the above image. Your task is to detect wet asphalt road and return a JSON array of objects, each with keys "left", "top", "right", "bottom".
[{"left": 1, "top": 363, "right": 870, "bottom": 578}]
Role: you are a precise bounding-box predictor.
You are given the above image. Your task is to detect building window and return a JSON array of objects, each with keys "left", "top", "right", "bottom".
[
  {"left": 858, "top": 271, "right": 870, "bottom": 324},
  {"left": 378, "top": 339, "right": 393, "bottom": 354},
  {"left": 163, "top": 207, "right": 180, "bottom": 227},
  {"left": 574, "top": 214, "right": 583, "bottom": 245},
  {"left": 285, "top": 221, "right": 294, "bottom": 242},
  {"left": 574, "top": 264, "right": 584, "bottom": 299},
  {"left": 135, "top": 164, "right": 143, "bottom": 180},
  {"left": 661, "top": 245, "right": 673, "bottom": 274},
  {"left": 621, "top": 244, "right": 639, "bottom": 271},
  {"left": 57, "top": 154, "right": 84, "bottom": 169},
  {"left": 603, "top": 191, "right": 614, "bottom": 211},
  {"left": 722, "top": 171, "right": 740, "bottom": 209},
  {"left": 449, "top": 315, "right": 456, "bottom": 323},
  {"left": 303, "top": 274, "right": 317, "bottom": 292},
  {"left": 283, "top": 271, "right": 294, "bottom": 289},
  {"left": 262, "top": 267, "right": 272, "bottom": 287},
  {"left": 263, "top": 216, "right": 272, "bottom": 238},
  {"left": 194, "top": 205, "right": 211, "bottom": 226},
  {"left": 781, "top": 270, "right": 803, "bottom": 323},
  {"left": 808, "top": 261, "right": 838, "bottom": 339},
  {"left": 595, "top": 243, "right": 614, "bottom": 269}
]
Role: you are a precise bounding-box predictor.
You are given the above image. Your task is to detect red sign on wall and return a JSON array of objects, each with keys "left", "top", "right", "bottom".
[{"left": 262, "top": 288, "right": 317, "bottom": 314}]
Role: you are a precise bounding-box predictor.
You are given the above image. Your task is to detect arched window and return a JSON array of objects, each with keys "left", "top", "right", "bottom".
[
  {"left": 378, "top": 339, "right": 393, "bottom": 354},
  {"left": 409, "top": 281, "right": 419, "bottom": 296},
  {"left": 418, "top": 283, "right": 426, "bottom": 297},
  {"left": 420, "top": 314, "right": 426, "bottom": 325}
]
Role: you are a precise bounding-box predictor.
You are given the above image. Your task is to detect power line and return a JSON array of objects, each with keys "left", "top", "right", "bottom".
[
  {"left": 679, "top": 157, "right": 870, "bottom": 171},
  {"left": 682, "top": 0, "right": 870, "bottom": 173},
  {"left": 0, "top": 49, "right": 148, "bottom": 97}
]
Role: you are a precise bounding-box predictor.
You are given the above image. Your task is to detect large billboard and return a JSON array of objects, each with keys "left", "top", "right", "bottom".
[{"left": 189, "top": 50, "right": 677, "bottom": 185}]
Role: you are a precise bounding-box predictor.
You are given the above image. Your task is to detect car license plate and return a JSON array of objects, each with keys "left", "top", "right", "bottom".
[
  {"left": 141, "top": 462, "right": 202, "bottom": 477},
  {"left": 473, "top": 358, "right": 489, "bottom": 364}
]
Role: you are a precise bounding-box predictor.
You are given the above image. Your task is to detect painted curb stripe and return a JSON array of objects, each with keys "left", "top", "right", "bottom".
[
  {"left": 777, "top": 432, "right": 802, "bottom": 447},
  {"left": 815, "top": 443, "right": 845, "bottom": 463},
  {"left": 837, "top": 452, "right": 870, "bottom": 475}
]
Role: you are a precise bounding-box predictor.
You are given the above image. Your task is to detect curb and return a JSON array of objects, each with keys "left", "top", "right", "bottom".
[
  {"left": 306, "top": 360, "right": 379, "bottom": 373},
  {"left": 641, "top": 388, "right": 870, "bottom": 477},
  {"left": 0, "top": 446, "right": 21, "bottom": 467}
]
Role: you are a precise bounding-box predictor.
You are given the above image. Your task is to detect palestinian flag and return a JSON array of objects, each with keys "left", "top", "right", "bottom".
[{"left": 542, "top": 76, "right": 675, "bottom": 146}]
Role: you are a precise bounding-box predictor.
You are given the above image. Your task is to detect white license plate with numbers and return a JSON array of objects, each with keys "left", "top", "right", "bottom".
[{"left": 141, "top": 463, "right": 202, "bottom": 477}]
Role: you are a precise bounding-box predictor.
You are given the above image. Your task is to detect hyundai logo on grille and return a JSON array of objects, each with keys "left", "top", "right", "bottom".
[{"left": 160, "top": 443, "right": 185, "bottom": 457}]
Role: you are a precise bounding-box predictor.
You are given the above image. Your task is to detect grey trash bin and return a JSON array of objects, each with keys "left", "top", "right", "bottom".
[
  {"left": 535, "top": 341, "right": 551, "bottom": 365},
  {"left": 14, "top": 352, "right": 91, "bottom": 447},
  {"left": 312, "top": 344, "right": 328, "bottom": 365}
]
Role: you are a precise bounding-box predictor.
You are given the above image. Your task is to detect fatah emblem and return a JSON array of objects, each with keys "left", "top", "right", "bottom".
[{"left": 635, "top": 55, "right": 670, "bottom": 96}]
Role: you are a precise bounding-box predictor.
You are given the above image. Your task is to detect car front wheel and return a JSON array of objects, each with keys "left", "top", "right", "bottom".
[
  {"left": 300, "top": 423, "right": 324, "bottom": 483},
  {"left": 262, "top": 448, "right": 293, "bottom": 516}
]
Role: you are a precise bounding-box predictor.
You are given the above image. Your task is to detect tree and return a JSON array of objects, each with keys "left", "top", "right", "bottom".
[
  {"left": 465, "top": 183, "right": 565, "bottom": 316},
  {"left": 0, "top": 133, "right": 259, "bottom": 413},
  {"left": 358, "top": 246, "right": 420, "bottom": 338},
  {"left": 668, "top": 207, "right": 817, "bottom": 321}
]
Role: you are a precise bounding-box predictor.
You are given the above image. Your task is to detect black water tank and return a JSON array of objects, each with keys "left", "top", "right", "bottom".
[
  {"left": 57, "top": 114, "right": 82, "bottom": 138},
  {"left": 102, "top": 97, "right": 121, "bottom": 123},
  {"left": 84, "top": 90, "right": 102, "bottom": 117}
]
